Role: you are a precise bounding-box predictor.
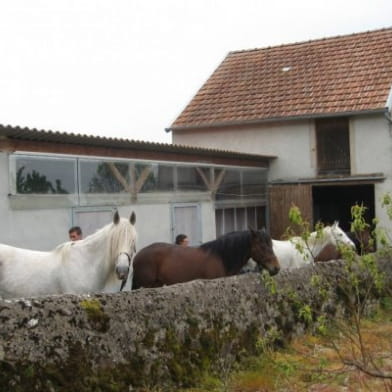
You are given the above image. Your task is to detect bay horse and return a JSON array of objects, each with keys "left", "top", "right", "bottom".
[
  {"left": 132, "top": 229, "right": 280, "bottom": 289},
  {"left": 0, "top": 211, "right": 137, "bottom": 299}
]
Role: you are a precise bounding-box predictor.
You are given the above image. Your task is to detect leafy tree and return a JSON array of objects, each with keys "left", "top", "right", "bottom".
[
  {"left": 16, "top": 166, "right": 68, "bottom": 194},
  {"left": 283, "top": 202, "right": 391, "bottom": 380}
]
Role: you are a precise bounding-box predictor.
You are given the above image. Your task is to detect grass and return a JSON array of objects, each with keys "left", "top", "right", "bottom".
[{"left": 178, "top": 302, "right": 392, "bottom": 392}]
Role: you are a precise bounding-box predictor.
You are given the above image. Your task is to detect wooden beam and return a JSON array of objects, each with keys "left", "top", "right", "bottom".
[
  {"left": 195, "top": 167, "right": 211, "bottom": 190},
  {"left": 135, "top": 166, "right": 153, "bottom": 193},
  {"left": 107, "top": 162, "right": 132, "bottom": 193}
]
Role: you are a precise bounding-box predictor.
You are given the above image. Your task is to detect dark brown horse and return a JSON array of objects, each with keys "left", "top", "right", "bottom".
[{"left": 132, "top": 229, "right": 280, "bottom": 289}]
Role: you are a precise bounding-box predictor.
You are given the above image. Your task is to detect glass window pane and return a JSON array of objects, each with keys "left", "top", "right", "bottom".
[
  {"left": 236, "top": 208, "right": 247, "bottom": 231},
  {"left": 14, "top": 155, "right": 76, "bottom": 194},
  {"left": 256, "top": 206, "right": 266, "bottom": 230},
  {"left": 80, "top": 160, "right": 129, "bottom": 193},
  {"left": 216, "top": 169, "right": 241, "bottom": 201},
  {"left": 247, "top": 207, "right": 256, "bottom": 230},
  {"left": 140, "top": 164, "right": 173, "bottom": 192},
  {"left": 177, "top": 166, "right": 207, "bottom": 191},
  {"left": 224, "top": 208, "right": 235, "bottom": 233},
  {"left": 157, "top": 165, "right": 174, "bottom": 191},
  {"left": 242, "top": 169, "right": 267, "bottom": 199},
  {"left": 215, "top": 209, "right": 223, "bottom": 237}
]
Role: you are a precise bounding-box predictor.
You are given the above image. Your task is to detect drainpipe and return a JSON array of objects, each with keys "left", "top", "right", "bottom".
[{"left": 385, "top": 86, "right": 392, "bottom": 137}]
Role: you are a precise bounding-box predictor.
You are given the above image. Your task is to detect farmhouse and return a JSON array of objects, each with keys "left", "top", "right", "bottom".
[
  {"left": 0, "top": 125, "right": 274, "bottom": 250},
  {"left": 168, "top": 27, "right": 392, "bottom": 238}
]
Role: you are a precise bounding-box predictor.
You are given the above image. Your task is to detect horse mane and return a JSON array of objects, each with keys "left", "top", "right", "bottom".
[
  {"left": 300, "top": 223, "right": 338, "bottom": 244},
  {"left": 200, "top": 231, "right": 253, "bottom": 272},
  {"left": 52, "top": 218, "right": 136, "bottom": 264},
  {"left": 107, "top": 218, "right": 137, "bottom": 261}
]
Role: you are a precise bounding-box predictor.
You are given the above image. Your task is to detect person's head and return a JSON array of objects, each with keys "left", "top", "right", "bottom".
[
  {"left": 69, "top": 226, "right": 82, "bottom": 241},
  {"left": 175, "top": 234, "right": 189, "bottom": 246}
]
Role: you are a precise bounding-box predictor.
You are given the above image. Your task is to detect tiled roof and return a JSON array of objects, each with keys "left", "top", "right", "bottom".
[{"left": 172, "top": 27, "right": 392, "bottom": 129}]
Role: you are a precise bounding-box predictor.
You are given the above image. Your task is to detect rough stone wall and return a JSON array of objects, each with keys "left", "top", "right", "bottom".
[{"left": 1, "top": 257, "right": 391, "bottom": 391}]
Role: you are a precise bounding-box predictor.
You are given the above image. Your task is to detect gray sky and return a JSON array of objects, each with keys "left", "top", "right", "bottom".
[{"left": 1, "top": 0, "right": 391, "bottom": 143}]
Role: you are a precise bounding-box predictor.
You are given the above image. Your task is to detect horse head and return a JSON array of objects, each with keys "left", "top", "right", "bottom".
[
  {"left": 326, "top": 222, "right": 356, "bottom": 251},
  {"left": 249, "top": 228, "right": 280, "bottom": 276},
  {"left": 110, "top": 211, "right": 137, "bottom": 288}
]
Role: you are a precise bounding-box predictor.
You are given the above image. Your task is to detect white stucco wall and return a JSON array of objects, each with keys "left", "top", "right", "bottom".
[
  {"left": 0, "top": 152, "right": 218, "bottom": 251},
  {"left": 0, "top": 152, "right": 71, "bottom": 250},
  {"left": 351, "top": 114, "right": 392, "bottom": 231},
  {"left": 173, "top": 113, "right": 392, "bottom": 232},
  {"left": 351, "top": 115, "right": 392, "bottom": 175},
  {"left": 118, "top": 201, "right": 216, "bottom": 250},
  {"left": 173, "top": 120, "right": 316, "bottom": 181}
]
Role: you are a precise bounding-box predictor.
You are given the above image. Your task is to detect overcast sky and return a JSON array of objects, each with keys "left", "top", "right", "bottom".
[{"left": 0, "top": 1, "right": 391, "bottom": 144}]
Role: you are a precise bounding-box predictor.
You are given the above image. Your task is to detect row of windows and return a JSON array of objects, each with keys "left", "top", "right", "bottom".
[
  {"left": 215, "top": 206, "right": 266, "bottom": 237},
  {"left": 9, "top": 154, "right": 268, "bottom": 201}
]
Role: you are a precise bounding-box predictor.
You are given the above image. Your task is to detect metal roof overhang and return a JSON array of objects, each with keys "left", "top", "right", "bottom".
[{"left": 0, "top": 124, "right": 276, "bottom": 168}]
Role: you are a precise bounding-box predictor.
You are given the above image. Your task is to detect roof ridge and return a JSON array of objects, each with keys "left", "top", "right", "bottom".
[{"left": 229, "top": 26, "right": 392, "bottom": 55}]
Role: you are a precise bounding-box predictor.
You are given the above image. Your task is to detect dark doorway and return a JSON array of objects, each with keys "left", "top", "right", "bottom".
[{"left": 312, "top": 184, "right": 375, "bottom": 232}]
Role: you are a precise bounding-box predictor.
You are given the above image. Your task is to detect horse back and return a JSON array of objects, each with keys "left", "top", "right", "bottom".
[
  {"left": 315, "top": 243, "right": 341, "bottom": 262},
  {"left": 132, "top": 243, "right": 225, "bottom": 289}
]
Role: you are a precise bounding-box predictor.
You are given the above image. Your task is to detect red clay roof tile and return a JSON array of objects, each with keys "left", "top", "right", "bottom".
[{"left": 172, "top": 27, "right": 392, "bottom": 129}]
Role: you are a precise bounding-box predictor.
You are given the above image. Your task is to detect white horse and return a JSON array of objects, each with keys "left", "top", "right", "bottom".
[
  {"left": 0, "top": 211, "right": 137, "bottom": 299},
  {"left": 273, "top": 222, "right": 355, "bottom": 270}
]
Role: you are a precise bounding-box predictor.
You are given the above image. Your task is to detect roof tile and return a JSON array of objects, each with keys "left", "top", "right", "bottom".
[{"left": 172, "top": 27, "right": 392, "bottom": 129}]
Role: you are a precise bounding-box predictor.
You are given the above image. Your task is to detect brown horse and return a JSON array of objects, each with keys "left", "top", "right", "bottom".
[
  {"left": 315, "top": 229, "right": 375, "bottom": 263},
  {"left": 132, "top": 229, "right": 280, "bottom": 289},
  {"left": 314, "top": 243, "right": 341, "bottom": 262}
]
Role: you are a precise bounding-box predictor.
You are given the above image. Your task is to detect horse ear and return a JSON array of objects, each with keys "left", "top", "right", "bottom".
[
  {"left": 130, "top": 211, "right": 136, "bottom": 225},
  {"left": 113, "top": 210, "right": 120, "bottom": 225}
]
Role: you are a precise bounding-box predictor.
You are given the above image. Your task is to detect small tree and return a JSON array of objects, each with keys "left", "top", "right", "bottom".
[{"left": 286, "top": 202, "right": 392, "bottom": 380}]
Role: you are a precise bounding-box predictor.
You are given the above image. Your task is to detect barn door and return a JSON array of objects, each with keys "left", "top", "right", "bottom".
[
  {"left": 171, "top": 203, "right": 201, "bottom": 246},
  {"left": 268, "top": 184, "right": 313, "bottom": 239}
]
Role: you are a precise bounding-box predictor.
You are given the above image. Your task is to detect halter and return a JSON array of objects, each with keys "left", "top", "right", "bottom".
[{"left": 118, "top": 251, "right": 133, "bottom": 291}]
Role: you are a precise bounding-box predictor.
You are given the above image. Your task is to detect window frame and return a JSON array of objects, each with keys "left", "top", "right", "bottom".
[{"left": 316, "top": 117, "right": 351, "bottom": 176}]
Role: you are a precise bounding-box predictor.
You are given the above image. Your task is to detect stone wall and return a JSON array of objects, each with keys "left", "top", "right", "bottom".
[{"left": 1, "top": 257, "right": 391, "bottom": 391}]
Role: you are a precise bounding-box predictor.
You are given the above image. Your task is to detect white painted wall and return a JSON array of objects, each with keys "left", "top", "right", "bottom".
[
  {"left": 351, "top": 114, "right": 392, "bottom": 231},
  {"left": 173, "top": 113, "right": 392, "bottom": 232},
  {"left": 351, "top": 115, "right": 392, "bottom": 175},
  {"left": 0, "top": 152, "right": 218, "bottom": 251},
  {"left": 173, "top": 120, "right": 316, "bottom": 181}
]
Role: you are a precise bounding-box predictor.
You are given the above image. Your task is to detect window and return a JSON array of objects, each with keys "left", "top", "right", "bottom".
[
  {"left": 242, "top": 169, "right": 267, "bottom": 199},
  {"left": 176, "top": 166, "right": 207, "bottom": 192},
  {"left": 316, "top": 118, "right": 350, "bottom": 175},
  {"left": 141, "top": 164, "right": 173, "bottom": 192},
  {"left": 9, "top": 154, "right": 269, "bottom": 215},
  {"left": 216, "top": 169, "right": 241, "bottom": 200},
  {"left": 10, "top": 155, "right": 76, "bottom": 194},
  {"left": 216, "top": 168, "right": 267, "bottom": 202},
  {"left": 215, "top": 206, "right": 266, "bottom": 237},
  {"left": 79, "top": 160, "right": 130, "bottom": 194}
]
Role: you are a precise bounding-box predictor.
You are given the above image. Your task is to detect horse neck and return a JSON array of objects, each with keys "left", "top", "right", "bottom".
[
  {"left": 306, "top": 229, "right": 334, "bottom": 256},
  {"left": 203, "top": 232, "right": 251, "bottom": 274},
  {"left": 78, "top": 225, "right": 113, "bottom": 267}
]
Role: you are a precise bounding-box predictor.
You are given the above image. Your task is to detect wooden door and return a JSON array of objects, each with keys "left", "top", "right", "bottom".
[{"left": 268, "top": 184, "right": 313, "bottom": 239}]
